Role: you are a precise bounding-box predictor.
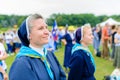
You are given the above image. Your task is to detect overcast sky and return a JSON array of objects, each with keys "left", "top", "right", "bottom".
[{"left": 0, "top": 0, "right": 120, "bottom": 18}]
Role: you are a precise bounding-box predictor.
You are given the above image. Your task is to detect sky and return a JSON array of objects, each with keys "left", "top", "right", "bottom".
[{"left": 0, "top": 0, "right": 120, "bottom": 18}]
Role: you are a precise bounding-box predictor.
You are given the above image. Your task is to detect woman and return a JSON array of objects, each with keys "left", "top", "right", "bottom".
[
  {"left": 68, "top": 24, "right": 96, "bottom": 80},
  {"left": 93, "top": 26, "right": 100, "bottom": 54},
  {"left": 113, "top": 25, "right": 120, "bottom": 70},
  {"left": 61, "top": 26, "right": 75, "bottom": 72},
  {"left": 0, "top": 35, "right": 8, "bottom": 80},
  {"left": 110, "top": 25, "right": 116, "bottom": 59},
  {"left": 9, "top": 14, "right": 66, "bottom": 80}
]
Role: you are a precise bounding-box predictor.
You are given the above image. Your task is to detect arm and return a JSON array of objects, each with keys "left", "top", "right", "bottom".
[
  {"left": 94, "top": 31, "right": 99, "bottom": 40},
  {"left": 9, "top": 58, "right": 37, "bottom": 80},
  {"left": 61, "top": 39, "right": 67, "bottom": 45},
  {"left": 0, "top": 52, "right": 8, "bottom": 60},
  {"left": 0, "top": 66, "right": 8, "bottom": 80},
  {"left": 114, "top": 34, "right": 120, "bottom": 44},
  {"left": 0, "top": 43, "right": 8, "bottom": 60},
  {"left": 68, "top": 52, "right": 84, "bottom": 80},
  {"left": 61, "top": 34, "right": 67, "bottom": 45},
  {"left": 109, "top": 35, "right": 112, "bottom": 44},
  {"left": 114, "top": 38, "right": 120, "bottom": 43}
]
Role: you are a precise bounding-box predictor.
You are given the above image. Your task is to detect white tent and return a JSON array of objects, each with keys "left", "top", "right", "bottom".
[{"left": 100, "top": 18, "right": 120, "bottom": 27}]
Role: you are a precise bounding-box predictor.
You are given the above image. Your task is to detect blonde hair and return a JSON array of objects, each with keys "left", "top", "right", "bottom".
[
  {"left": 27, "top": 14, "right": 43, "bottom": 33},
  {"left": 79, "top": 23, "right": 91, "bottom": 41},
  {"left": 82, "top": 23, "right": 91, "bottom": 35}
]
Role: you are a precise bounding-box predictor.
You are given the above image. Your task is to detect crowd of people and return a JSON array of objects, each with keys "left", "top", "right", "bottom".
[
  {"left": 0, "top": 13, "right": 120, "bottom": 80},
  {"left": 93, "top": 23, "right": 120, "bottom": 69}
]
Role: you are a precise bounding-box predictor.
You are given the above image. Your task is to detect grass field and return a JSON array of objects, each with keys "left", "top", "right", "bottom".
[{"left": 6, "top": 45, "right": 114, "bottom": 80}]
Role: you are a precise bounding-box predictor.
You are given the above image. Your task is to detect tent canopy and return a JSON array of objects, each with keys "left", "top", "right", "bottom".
[{"left": 100, "top": 18, "right": 120, "bottom": 27}]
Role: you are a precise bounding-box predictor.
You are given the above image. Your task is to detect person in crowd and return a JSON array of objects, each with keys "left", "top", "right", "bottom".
[
  {"left": 9, "top": 14, "right": 66, "bottom": 80},
  {"left": 57, "top": 26, "right": 65, "bottom": 48},
  {"left": 12, "top": 29, "right": 21, "bottom": 53},
  {"left": 0, "top": 66, "right": 8, "bottom": 80},
  {"left": 93, "top": 26, "right": 101, "bottom": 54},
  {"left": 110, "top": 25, "right": 117, "bottom": 60},
  {"left": 61, "top": 26, "right": 75, "bottom": 72},
  {"left": 5, "top": 32, "right": 13, "bottom": 54},
  {"left": 44, "top": 30, "right": 55, "bottom": 53},
  {"left": 101, "top": 23, "right": 110, "bottom": 59},
  {"left": 68, "top": 24, "right": 96, "bottom": 80},
  {"left": 97, "top": 24, "right": 102, "bottom": 43},
  {"left": 0, "top": 35, "right": 8, "bottom": 80},
  {"left": 113, "top": 25, "right": 120, "bottom": 70}
]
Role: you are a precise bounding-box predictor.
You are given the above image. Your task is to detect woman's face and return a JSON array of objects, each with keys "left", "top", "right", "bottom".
[
  {"left": 29, "top": 18, "right": 49, "bottom": 47},
  {"left": 82, "top": 28, "right": 94, "bottom": 46}
]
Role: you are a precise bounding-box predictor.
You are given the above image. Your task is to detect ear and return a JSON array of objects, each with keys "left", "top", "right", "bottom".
[
  {"left": 29, "top": 35, "right": 31, "bottom": 40},
  {"left": 29, "top": 37, "right": 31, "bottom": 40}
]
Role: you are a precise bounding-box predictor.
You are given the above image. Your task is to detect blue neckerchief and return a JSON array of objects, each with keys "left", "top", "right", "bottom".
[
  {"left": 16, "top": 46, "right": 54, "bottom": 80},
  {"left": 72, "top": 43, "right": 96, "bottom": 70},
  {"left": 0, "top": 60, "right": 2, "bottom": 66}
]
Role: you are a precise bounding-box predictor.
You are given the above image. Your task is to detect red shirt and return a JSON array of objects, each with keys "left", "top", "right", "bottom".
[{"left": 102, "top": 26, "right": 109, "bottom": 43}]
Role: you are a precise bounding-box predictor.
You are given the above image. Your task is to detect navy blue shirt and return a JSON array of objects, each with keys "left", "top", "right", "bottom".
[{"left": 61, "top": 33, "right": 74, "bottom": 68}]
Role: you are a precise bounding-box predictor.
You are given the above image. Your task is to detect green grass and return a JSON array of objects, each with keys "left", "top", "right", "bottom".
[
  {"left": 6, "top": 45, "right": 114, "bottom": 80},
  {"left": 89, "top": 45, "right": 114, "bottom": 80},
  {"left": 6, "top": 54, "right": 16, "bottom": 73}
]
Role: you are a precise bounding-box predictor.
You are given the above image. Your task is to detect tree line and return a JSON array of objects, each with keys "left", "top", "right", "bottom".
[{"left": 0, "top": 13, "right": 120, "bottom": 29}]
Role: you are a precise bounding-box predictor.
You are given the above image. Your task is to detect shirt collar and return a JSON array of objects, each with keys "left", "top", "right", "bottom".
[{"left": 29, "top": 44, "right": 44, "bottom": 56}]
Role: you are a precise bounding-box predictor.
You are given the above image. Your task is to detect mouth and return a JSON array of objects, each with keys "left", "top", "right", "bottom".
[{"left": 43, "top": 37, "right": 49, "bottom": 39}]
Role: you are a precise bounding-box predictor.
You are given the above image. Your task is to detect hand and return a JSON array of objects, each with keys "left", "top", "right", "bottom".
[{"left": 3, "top": 73, "right": 8, "bottom": 80}]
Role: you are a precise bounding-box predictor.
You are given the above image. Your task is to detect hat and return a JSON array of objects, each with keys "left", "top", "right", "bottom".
[
  {"left": 58, "top": 26, "right": 64, "bottom": 29},
  {"left": 75, "top": 24, "right": 91, "bottom": 43},
  {"left": 18, "top": 18, "right": 30, "bottom": 47},
  {"left": 68, "top": 26, "right": 75, "bottom": 31}
]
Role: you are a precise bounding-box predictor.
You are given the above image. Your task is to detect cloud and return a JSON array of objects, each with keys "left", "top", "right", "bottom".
[{"left": 0, "top": 0, "right": 120, "bottom": 18}]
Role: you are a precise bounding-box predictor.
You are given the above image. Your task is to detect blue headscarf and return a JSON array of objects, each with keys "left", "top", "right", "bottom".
[
  {"left": 75, "top": 28, "right": 82, "bottom": 43},
  {"left": 18, "top": 19, "right": 30, "bottom": 47}
]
